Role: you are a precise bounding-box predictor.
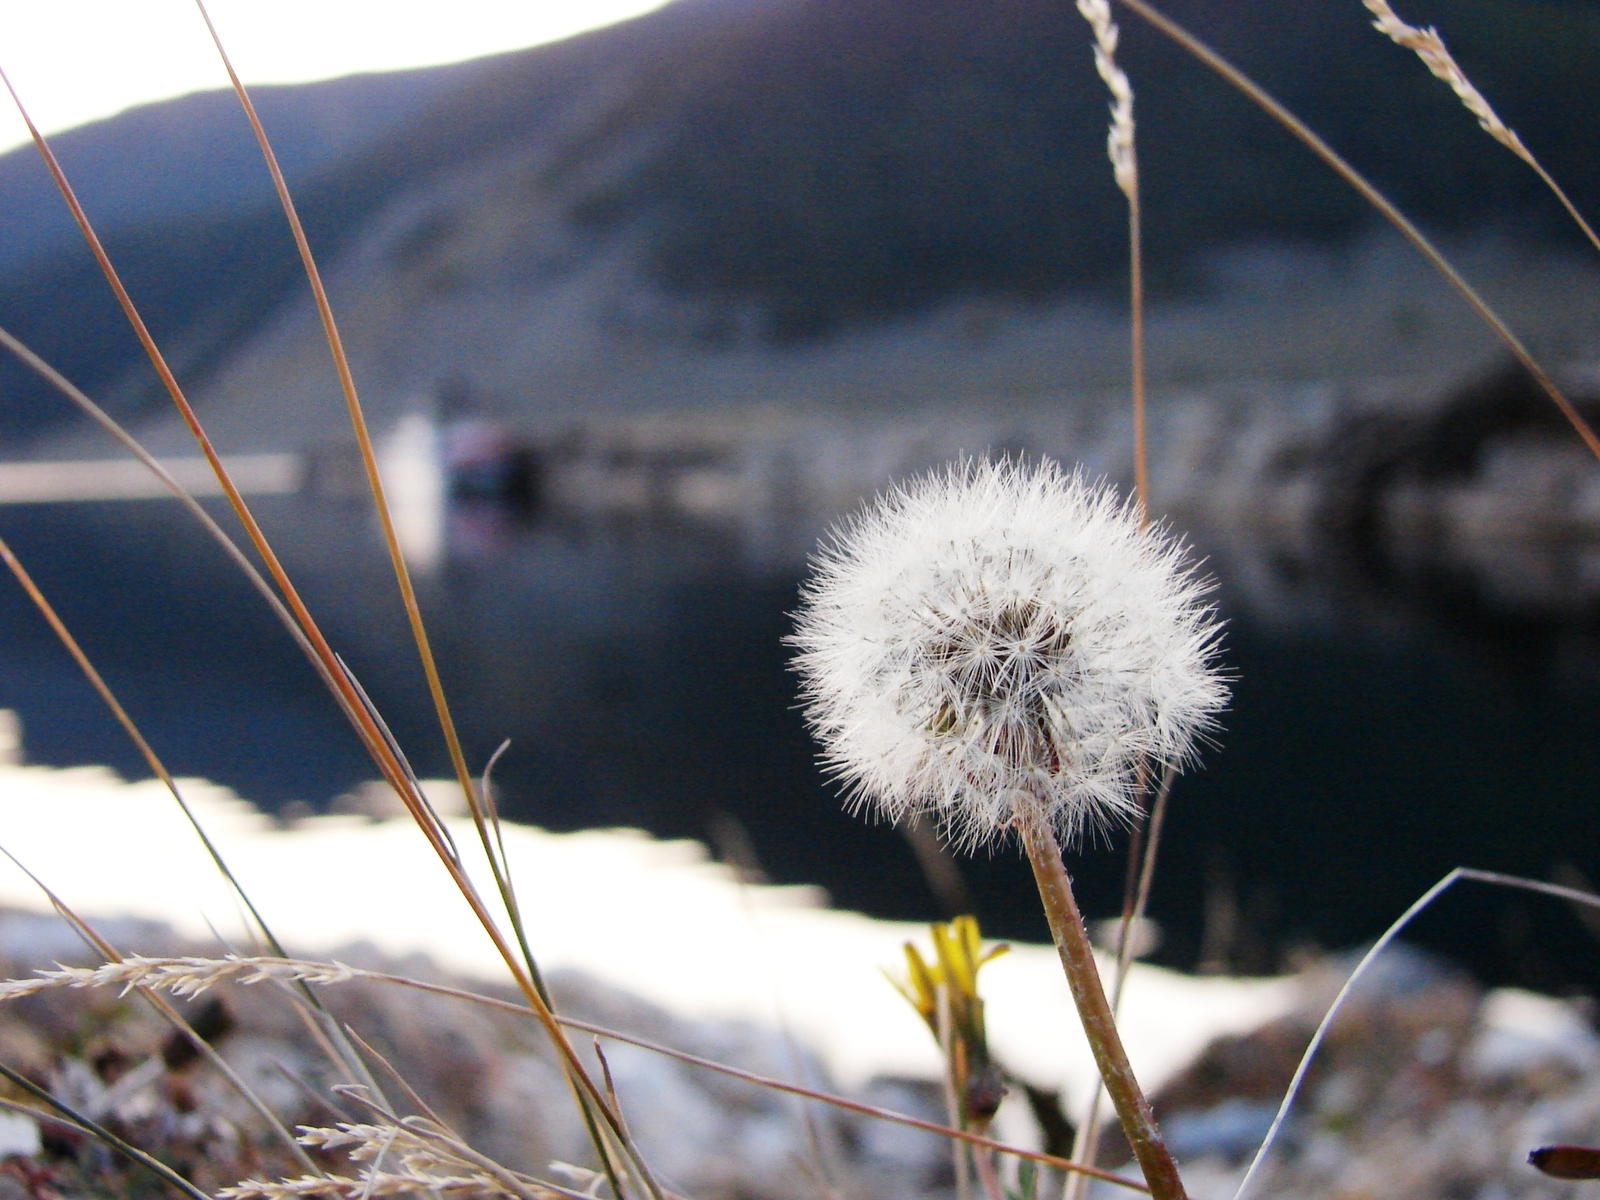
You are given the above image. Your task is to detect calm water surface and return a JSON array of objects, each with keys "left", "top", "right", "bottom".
[{"left": 2, "top": 495, "right": 1599, "bottom": 992}]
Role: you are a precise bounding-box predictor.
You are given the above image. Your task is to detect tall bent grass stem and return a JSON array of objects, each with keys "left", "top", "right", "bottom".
[
  {"left": 1360, "top": 0, "right": 1600, "bottom": 260},
  {"left": 1114, "top": 0, "right": 1600, "bottom": 466},
  {"left": 1236, "top": 867, "right": 1600, "bottom": 1200},
  {"left": 190, "top": 1, "right": 484, "bottom": 833}
]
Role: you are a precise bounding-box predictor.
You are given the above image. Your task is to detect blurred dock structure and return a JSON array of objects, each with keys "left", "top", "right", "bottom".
[{"left": 5, "top": 360, "right": 1599, "bottom": 623}]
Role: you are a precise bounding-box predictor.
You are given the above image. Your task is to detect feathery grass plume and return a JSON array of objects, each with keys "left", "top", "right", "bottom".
[
  {"left": 1075, "top": 0, "right": 1150, "bottom": 530},
  {"left": 1361, "top": 0, "right": 1528, "bottom": 162},
  {"left": 219, "top": 1173, "right": 527, "bottom": 1199},
  {"left": 1359, "top": 0, "right": 1600, "bottom": 258},
  {"left": 789, "top": 458, "right": 1226, "bottom": 852},
  {"left": 791, "top": 458, "right": 1223, "bottom": 1200},
  {"left": 0, "top": 955, "right": 359, "bottom": 1001},
  {"left": 1076, "top": 0, "right": 1137, "bottom": 200}
]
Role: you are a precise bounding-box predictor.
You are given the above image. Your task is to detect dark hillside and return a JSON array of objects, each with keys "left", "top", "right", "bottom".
[
  {"left": 3, "top": 0, "right": 1598, "bottom": 439},
  {"left": 573, "top": 0, "right": 1600, "bottom": 334},
  {"left": 0, "top": 61, "right": 479, "bottom": 274}
]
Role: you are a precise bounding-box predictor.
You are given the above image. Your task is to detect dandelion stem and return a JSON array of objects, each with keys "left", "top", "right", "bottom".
[{"left": 1019, "top": 811, "right": 1185, "bottom": 1200}]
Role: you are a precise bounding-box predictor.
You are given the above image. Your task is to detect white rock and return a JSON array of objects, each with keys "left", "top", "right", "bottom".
[{"left": 1466, "top": 988, "right": 1600, "bottom": 1081}]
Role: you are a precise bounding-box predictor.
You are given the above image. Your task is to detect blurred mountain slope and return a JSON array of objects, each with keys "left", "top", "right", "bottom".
[{"left": 4, "top": 0, "right": 1600, "bottom": 445}]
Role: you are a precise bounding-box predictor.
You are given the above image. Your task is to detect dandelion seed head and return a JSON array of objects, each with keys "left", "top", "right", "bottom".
[{"left": 789, "top": 458, "right": 1227, "bottom": 850}]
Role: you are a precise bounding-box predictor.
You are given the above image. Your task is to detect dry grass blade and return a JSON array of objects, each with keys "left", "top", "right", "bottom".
[
  {"left": 0, "top": 66, "right": 472, "bottom": 894},
  {"left": 1069, "top": 9, "right": 1153, "bottom": 1181},
  {"left": 0, "top": 502, "right": 378, "bottom": 1092},
  {"left": 0, "top": 325, "right": 338, "bottom": 702},
  {"left": 188, "top": 0, "right": 482, "bottom": 852},
  {"left": 0, "top": 513, "right": 296, "bottom": 952},
  {"left": 181, "top": 13, "right": 634, "bottom": 1187},
  {"left": 1115, "top": 764, "right": 1174, "bottom": 1004},
  {"left": 1235, "top": 867, "right": 1600, "bottom": 1200},
  {"left": 2, "top": 84, "right": 625, "bottom": 1168},
  {"left": 1361, "top": 0, "right": 1600, "bottom": 258},
  {"left": 1115, "top": 0, "right": 1600, "bottom": 466},
  {"left": 341, "top": 1025, "right": 461, "bottom": 1138},
  {"left": 0, "top": 69, "right": 385, "bottom": 747}
]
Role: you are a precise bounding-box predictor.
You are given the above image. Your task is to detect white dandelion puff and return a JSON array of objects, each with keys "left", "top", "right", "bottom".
[{"left": 789, "top": 457, "right": 1226, "bottom": 850}]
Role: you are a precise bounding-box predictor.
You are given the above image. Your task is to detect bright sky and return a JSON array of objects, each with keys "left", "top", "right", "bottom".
[{"left": 0, "top": 0, "right": 671, "bottom": 156}]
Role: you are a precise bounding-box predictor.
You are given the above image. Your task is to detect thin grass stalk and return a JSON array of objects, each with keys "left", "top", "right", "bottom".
[
  {"left": 180, "top": 26, "right": 626, "bottom": 1188},
  {"left": 0, "top": 69, "right": 390, "bottom": 743},
  {"left": 1359, "top": 0, "right": 1600, "bottom": 259},
  {"left": 189, "top": 10, "right": 566, "bottom": 1065},
  {"left": 0, "top": 497, "right": 364, "bottom": 1077},
  {"left": 1018, "top": 811, "right": 1185, "bottom": 1200},
  {"left": 343, "top": 1027, "right": 462, "bottom": 1138},
  {"left": 4, "top": 95, "right": 633, "bottom": 1185},
  {"left": 274, "top": 1063, "right": 358, "bottom": 1124},
  {"left": 2, "top": 67, "right": 645, "bottom": 1192},
  {"left": 0, "top": 1057, "right": 212, "bottom": 1200},
  {"left": 189, "top": 0, "right": 488, "bottom": 874},
  {"left": 1234, "top": 867, "right": 1600, "bottom": 1200},
  {"left": 479, "top": 740, "right": 550, "bottom": 1008},
  {"left": 1129, "top": 185, "right": 1147, "bottom": 522},
  {"left": 1074, "top": 0, "right": 1146, "bottom": 514},
  {"left": 0, "top": 73, "right": 468, "bottom": 907},
  {"left": 1115, "top": 765, "right": 1174, "bottom": 1003},
  {"left": 0, "top": 1093, "right": 89, "bottom": 1135},
  {"left": 0, "top": 80, "right": 474, "bottom": 988},
  {"left": 0, "top": 524, "right": 370, "bottom": 1117},
  {"left": 0, "top": 326, "right": 347, "bottom": 715},
  {"left": 0, "top": 526, "right": 282, "bottom": 942},
  {"left": 469, "top": 762, "right": 632, "bottom": 1200},
  {"left": 0, "top": 328, "right": 419, "bottom": 1026},
  {"left": 1071, "top": 5, "right": 1151, "bottom": 1176},
  {"left": 1111, "top": 0, "right": 1600, "bottom": 465}
]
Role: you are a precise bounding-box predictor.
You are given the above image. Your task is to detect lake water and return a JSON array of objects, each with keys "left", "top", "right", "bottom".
[{"left": 2, "top": 491, "right": 1599, "bottom": 993}]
